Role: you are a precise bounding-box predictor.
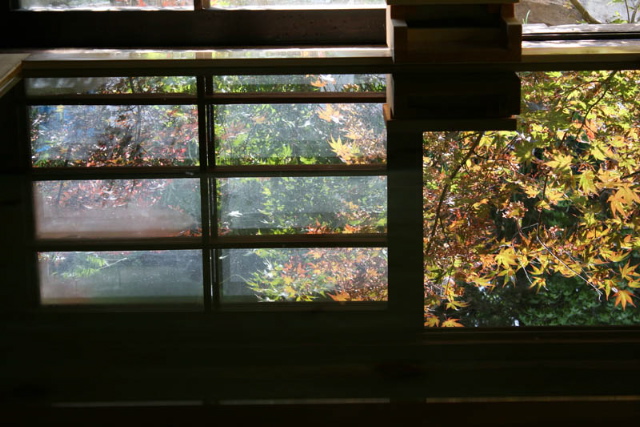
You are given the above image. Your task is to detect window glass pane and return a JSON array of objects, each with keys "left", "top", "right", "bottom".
[
  {"left": 220, "top": 248, "right": 388, "bottom": 303},
  {"left": 213, "top": 75, "right": 385, "bottom": 93},
  {"left": 517, "top": 0, "right": 640, "bottom": 25},
  {"left": 35, "top": 179, "right": 201, "bottom": 239},
  {"left": 211, "top": 0, "right": 384, "bottom": 7},
  {"left": 215, "top": 103, "right": 386, "bottom": 166},
  {"left": 424, "top": 70, "right": 640, "bottom": 328},
  {"left": 217, "top": 176, "right": 387, "bottom": 235},
  {"left": 26, "top": 77, "right": 197, "bottom": 96},
  {"left": 30, "top": 105, "right": 199, "bottom": 167},
  {"left": 39, "top": 250, "right": 203, "bottom": 305},
  {"left": 19, "top": 0, "right": 193, "bottom": 10}
]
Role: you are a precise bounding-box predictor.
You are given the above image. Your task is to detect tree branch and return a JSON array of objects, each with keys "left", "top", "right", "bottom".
[
  {"left": 570, "top": 0, "right": 603, "bottom": 24},
  {"left": 425, "top": 132, "right": 484, "bottom": 257}
]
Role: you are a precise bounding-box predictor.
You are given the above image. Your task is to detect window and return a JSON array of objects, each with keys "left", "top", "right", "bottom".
[
  {"left": 25, "top": 72, "right": 392, "bottom": 311},
  {"left": 1, "top": 1, "right": 386, "bottom": 48}
]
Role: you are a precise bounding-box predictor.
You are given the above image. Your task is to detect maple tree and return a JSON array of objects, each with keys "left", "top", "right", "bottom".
[{"left": 424, "top": 70, "right": 640, "bottom": 327}]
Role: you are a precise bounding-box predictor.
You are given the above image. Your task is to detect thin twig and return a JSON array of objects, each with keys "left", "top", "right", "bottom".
[{"left": 425, "top": 132, "right": 484, "bottom": 256}]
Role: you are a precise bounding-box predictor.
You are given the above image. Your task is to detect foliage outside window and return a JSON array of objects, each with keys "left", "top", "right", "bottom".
[
  {"left": 424, "top": 70, "right": 640, "bottom": 327},
  {"left": 29, "top": 74, "right": 389, "bottom": 306},
  {"left": 24, "top": 69, "right": 640, "bottom": 323}
]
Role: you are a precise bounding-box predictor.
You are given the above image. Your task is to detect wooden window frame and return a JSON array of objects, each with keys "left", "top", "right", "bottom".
[
  {"left": 15, "top": 63, "right": 418, "bottom": 333},
  {"left": 1, "top": 26, "right": 640, "bottom": 407}
]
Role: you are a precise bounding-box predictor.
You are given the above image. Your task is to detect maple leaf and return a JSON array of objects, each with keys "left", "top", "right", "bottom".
[
  {"left": 529, "top": 276, "right": 547, "bottom": 292},
  {"left": 445, "top": 299, "right": 469, "bottom": 310},
  {"left": 578, "top": 169, "right": 597, "bottom": 195},
  {"left": 329, "top": 291, "right": 350, "bottom": 302},
  {"left": 328, "top": 137, "right": 354, "bottom": 163},
  {"left": 310, "top": 79, "right": 328, "bottom": 88},
  {"left": 317, "top": 105, "right": 342, "bottom": 123},
  {"left": 441, "top": 318, "right": 464, "bottom": 328},
  {"left": 614, "top": 290, "right": 636, "bottom": 310},
  {"left": 620, "top": 261, "right": 640, "bottom": 281},
  {"left": 495, "top": 247, "right": 518, "bottom": 268},
  {"left": 545, "top": 153, "right": 573, "bottom": 173},
  {"left": 424, "top": 315, "right": 441, "bottom": 328}
]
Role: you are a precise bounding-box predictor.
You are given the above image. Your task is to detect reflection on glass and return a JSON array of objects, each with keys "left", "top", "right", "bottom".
[
  {"left": 20, "top": 0, "right": 193, "bottom": 10},
  {"left": 217, "top": 176, "right": 387, "bottom": 235},
  {"left": 220, "top": 248, "right": 388, "bottom": 303},
  {"left": 39, "top": 250, "right": 203, "bottom": 305},
  {"left": 213, "top": 75, "right": 385, "bottom": 93},
  {"left": 215, "top": 103, "right": 386, "bottom": 165},
  {"left": 26, "top": 77, "right": 197, "bottom": 96},
  {"left": 30, "top": 105, "right": 199, "bottom": 167},
  {"left": 35, "top": 179, "right": 201, "bottom": 239}
]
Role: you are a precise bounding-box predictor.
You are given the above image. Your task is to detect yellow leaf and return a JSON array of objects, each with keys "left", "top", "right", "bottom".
[
  {"left": 441, "top": 318, "right": 464, "bottom": 328},
  {"left": 522, "top": 184, "right": 540, "bottom": 199},
  {"left": 620, "top": 261, "right": 639, "bottom": 281},
  {"left": 545, "top": 153, "right": 573, "bottom": 173},
  {"left": 424, "top": 315, "right": 441, "bottom": 328},
  {"left": 578, "top": 170, "right": 597, "bottom": 195},
  {"left": 469, "top": 274, "right": 494, "bottom": 289},
  {"left": 495, "top": 247, "right": 518, "bottom": 268},
  {"left": 445, "top": 299, "right": 469, "bottom": 310},
  {"left": 529, "top": 276, "right": 547, "bottom": 292},
  {"left": 328, "top": 137, "right": 355, "bottom": 162}
]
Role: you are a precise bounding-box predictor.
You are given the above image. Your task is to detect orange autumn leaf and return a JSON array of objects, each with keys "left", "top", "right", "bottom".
[
  {"left": 329, "top": 291, "right": 350, "bottom": 302},
  {"left": 614, "top": 290, "right": 636, "bottom": 310},
  {"left": 317, "top": 104, "right": 342, "bottom": 123}
]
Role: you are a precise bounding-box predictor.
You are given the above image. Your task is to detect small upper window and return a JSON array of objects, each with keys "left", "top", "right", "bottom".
[
  {"left": 16, "top": 0, "right": 385, "bottom": 10},
  {"left": 517, "top": 0, "right": 640, "bottom": 26},
  {"left": 18, "top": 0, "right": 194, "bottom": 10}
]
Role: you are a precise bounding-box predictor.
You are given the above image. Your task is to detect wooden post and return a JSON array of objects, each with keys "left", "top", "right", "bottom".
[{"left": 387, "top": 0, "right": 522, "bottom": 63}]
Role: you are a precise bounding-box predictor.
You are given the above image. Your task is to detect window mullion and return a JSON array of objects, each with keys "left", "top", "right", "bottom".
[{"left": 198, "top": 75, "right": 214, "bottom": 312}]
